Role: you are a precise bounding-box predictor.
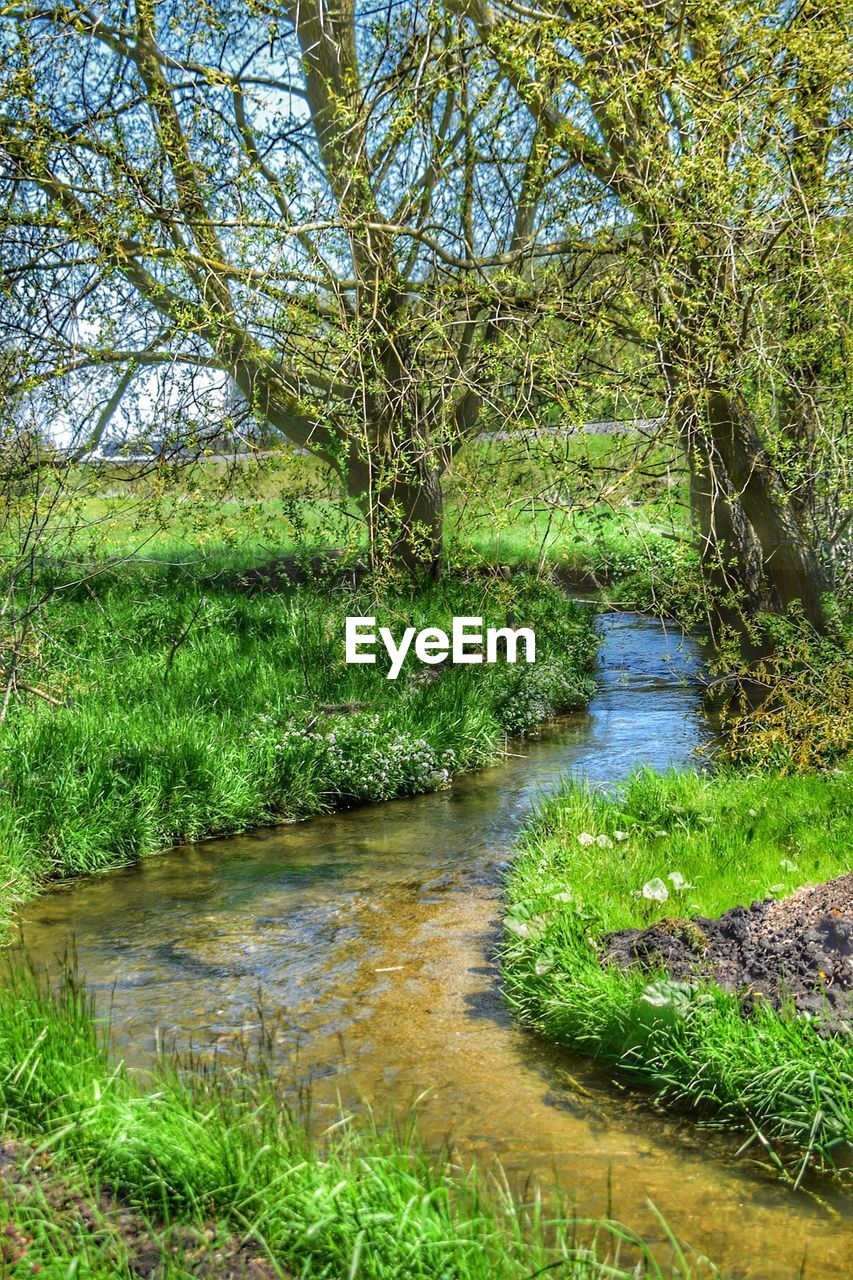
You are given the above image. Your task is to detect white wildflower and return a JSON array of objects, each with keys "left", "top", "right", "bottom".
[
  {"left": 642, "top": 878, "right": 669, "bottom": 903},
  {"left": 577, "top": 832, "right": 595, "bottom": 847}
]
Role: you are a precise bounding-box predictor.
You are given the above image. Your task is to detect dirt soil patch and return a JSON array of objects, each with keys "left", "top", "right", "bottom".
[{"left": 601, "top": 873, "right": 853, "bottom": 1031}]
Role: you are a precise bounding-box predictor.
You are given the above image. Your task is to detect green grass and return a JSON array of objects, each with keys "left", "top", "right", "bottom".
[
  {"left": 0, "top": 961, "right": 715, "bottom": 1280},
  {"left": 0, "top": 1148, "right": 274, "bottom": 1279},
  {"left": 37, "top": 432, "right": 698, "bottom": 615},
  {"left": 501, "top": 767, "right": 853, "bottom": 1174},
  {"left": 446, "top": 435, "right": 699, "bottom": 614},
  {"left": 0, "top": 567, "right": 597, "bottom": 926}
]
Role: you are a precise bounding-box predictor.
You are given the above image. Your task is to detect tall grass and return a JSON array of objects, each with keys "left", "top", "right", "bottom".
[
  {"left": 502, "top": 767, "right": 853, "bottom": 1172},
  {"left": 0, "top": 569, "right": 596, "bottom": 925},
  {"left": 0, "top": 960, "right": 714, "bottom": 1279}
]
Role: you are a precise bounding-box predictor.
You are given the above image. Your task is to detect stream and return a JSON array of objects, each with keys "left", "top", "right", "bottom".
[{"left": 19, "top": 614, "right": 851, "bottom": 1278}]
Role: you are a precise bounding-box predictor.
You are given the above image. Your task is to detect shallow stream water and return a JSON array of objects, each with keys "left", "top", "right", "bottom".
[{"left": 20, "top": 615, "right": 851, "bottom": 1278}]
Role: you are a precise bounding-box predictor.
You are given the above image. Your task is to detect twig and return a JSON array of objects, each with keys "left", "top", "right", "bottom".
[
  {"left": 0, "top": 665, "right": 17, "bottom": 727},
  {"left": 17, "top": 682, "right": 64, "bottom": 707},
  {"left": 164, "top": 595, "right": 206, "bottom": 680}
]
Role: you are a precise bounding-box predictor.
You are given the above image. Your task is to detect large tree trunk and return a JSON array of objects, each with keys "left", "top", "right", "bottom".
[
  {"left": 347, "top": 444, "right": 444, "bottom": 580},
  {"left": 706, "top": 390, "right": 829, "bottom": 629},
  {"left": 682, "top": 390, "right": 829, "bottom": 631}
]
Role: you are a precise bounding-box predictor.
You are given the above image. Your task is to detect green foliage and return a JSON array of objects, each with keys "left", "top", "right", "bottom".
[
  {"left": 502, "top": 767, "right": 853, "bottom": 1171},
  {"left": 716, "top": 614, "right": 853, "bottom": 773},
  {"left": 5, "top": 438, "right": 700, "bottom": 620},
  {"left": 2, "top": 0, "right": 848, "bottom": 609},
  {"left": 447, "top": 435, "right": 702, "bottom": 618}
]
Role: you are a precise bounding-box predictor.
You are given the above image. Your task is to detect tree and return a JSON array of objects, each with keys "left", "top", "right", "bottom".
[
  {"left": 0, "top": 0, "right": 592, "bottom": 577},
  {"left": 457, "top": 0, "right": 850, "bottom": 628}
]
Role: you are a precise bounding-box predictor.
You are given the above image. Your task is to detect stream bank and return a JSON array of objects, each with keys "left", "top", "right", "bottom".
[
  {"left": 0, "top": 572, "right": 595, "bottom": 928},
  {"left": 503, "top": 765, "right": 852, "bottom": 1172},
  {"left": 16, "top": 614, "right": 852, "bottom": 1278}
]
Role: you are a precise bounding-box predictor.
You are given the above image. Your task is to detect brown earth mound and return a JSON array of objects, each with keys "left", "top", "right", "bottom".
[{"left": 601, "top": 873, "right": 853, "bottom": 1032}]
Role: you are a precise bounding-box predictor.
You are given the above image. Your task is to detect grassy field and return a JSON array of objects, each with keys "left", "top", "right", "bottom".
[
  {"left": 0, "top": 566, "right": 597, "bottom": 928},
  {"left": 47, "top": 432, "right": 697, "bottom": 614},
  {"left": 502, "top": 767, "right": 853, "bottom": 1174},
  {"left": 0, "top": 960, "right": 713, "bottom": 1280}
]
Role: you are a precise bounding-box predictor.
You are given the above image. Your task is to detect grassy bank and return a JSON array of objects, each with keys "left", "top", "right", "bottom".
[
  {"left": 0, "top": 566, "right": 596, "bottom": 926},
  {"left": 502, "top": 767, "right": 853, "bottom": 1174},
  {"left": 0, "top": 962, "right": 712, "bottom": 1279}
]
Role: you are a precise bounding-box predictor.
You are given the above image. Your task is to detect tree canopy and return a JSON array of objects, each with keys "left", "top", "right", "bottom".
[{"left": 1, "top": 0, "right": 849, "bottom": 615}]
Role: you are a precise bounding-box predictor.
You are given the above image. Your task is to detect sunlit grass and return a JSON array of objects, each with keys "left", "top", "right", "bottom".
[
  {"left": 42, "top": 435, "right": 696, "bottom": 613},
  {"left": 502, "top": 767, "right": 853, "bottom": 1172},
  {"left": 0, "top": 960, "right": 716, "bottom": 1279},
  {"left": 0, "top": 570, "right": 597, "bottom": 927}
]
